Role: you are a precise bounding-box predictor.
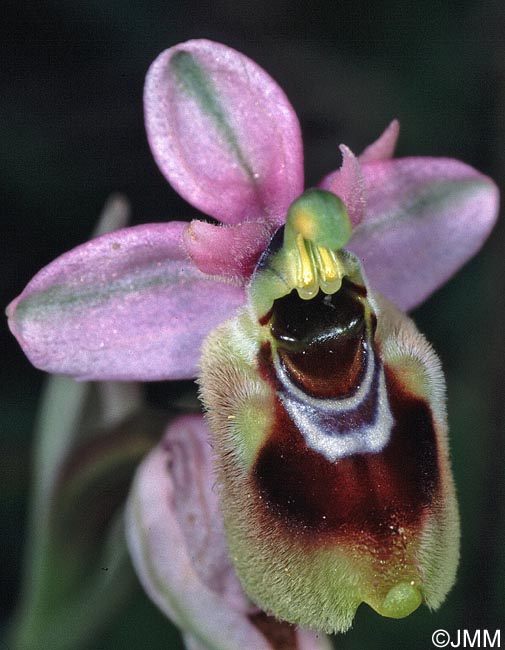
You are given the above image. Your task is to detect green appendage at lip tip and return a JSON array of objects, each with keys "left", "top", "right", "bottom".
[
  {"left": 371, "top": 582, "right": 423, "bottom": 619},
  {"left": 170, "top": 50, "right": 257, "bottom": 187}
]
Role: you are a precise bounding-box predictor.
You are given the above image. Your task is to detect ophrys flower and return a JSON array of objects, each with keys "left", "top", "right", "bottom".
[{"left": 7, "top": 39, "right": 499, "bottom": 639}]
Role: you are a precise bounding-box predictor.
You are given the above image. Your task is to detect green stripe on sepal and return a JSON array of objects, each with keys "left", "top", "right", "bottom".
[{"left": 171, "top": 50, "right": 256, "bottom": 185}]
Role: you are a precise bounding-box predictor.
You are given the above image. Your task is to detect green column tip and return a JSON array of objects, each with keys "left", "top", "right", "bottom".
[{"left": 285, "top": 189, "right": 352, "bottom": 251}]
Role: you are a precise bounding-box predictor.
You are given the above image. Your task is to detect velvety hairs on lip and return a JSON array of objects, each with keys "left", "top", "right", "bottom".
[{"left": 7, "top": 39, "right": 499, "bottom": 647}]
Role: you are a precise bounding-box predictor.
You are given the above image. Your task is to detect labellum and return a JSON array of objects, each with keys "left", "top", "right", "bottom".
[{"left": 200, "top": 189, "right": 459, "bottom": 633}]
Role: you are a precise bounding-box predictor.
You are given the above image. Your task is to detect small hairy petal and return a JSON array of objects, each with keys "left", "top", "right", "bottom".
[
  {"left": 319, "top": 145, "right": 366, "bottom": 227},
  {"left": 183, "top": 220, "right": 274, "bottom": 281},
  {"left": 349, "top": 157, "right": 500, "bottom": 310},
  {"left": 126, "top": 415, "right": 281, "bottom": 650},
  {"left": 7, "top": 223, "right": 245, "bottom": 381},
  {"left": 145, "top": 40, "right": 304, "bottom": 225},
  {"left": 359, "top": 120, "right": 400, "bottom": 163}
]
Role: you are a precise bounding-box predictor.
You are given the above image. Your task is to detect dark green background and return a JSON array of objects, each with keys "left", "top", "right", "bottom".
[{"left": 2, "top": 1, "right": 504, "bottom": 649}]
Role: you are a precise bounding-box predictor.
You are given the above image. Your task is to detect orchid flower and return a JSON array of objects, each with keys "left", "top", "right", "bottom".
[{"left": 7, "top": 38, "right": 499, "bottom": 644}]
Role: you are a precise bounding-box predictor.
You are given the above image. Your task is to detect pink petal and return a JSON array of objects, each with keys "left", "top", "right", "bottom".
[
  {"left": 348, "top": 157, "right": 500, "bottom": 311},
  {"left": 125, "top": 414, "right": 274, "bottom": 650},
  {"left": 359, "top": 119, "right": 400, "bottom": 163},
  {"left": 183, "top": 219, "right": 274, "bottom": 280},
  {"left": 319, "top": 145, "right": 366, "bottom": 227},
  {"left": 184, "top": 629, "right": 332, "bottom": 650},
  {"left": 126, "top": 414, "right": 332, "bottom": 650},
  {"left": 297, "top": 630, "right": 334, "bottom": 650},
  {"left": 7, "top": 223, "right": 245, "bottom": 381},
  {"left": 145, "top": 40, "right": 304, "bottom": 225}
]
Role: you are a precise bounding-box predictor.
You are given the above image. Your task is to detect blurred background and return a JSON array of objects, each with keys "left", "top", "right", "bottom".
[{"left": 2, "top": 1, "right": 504, "bottom": 649}]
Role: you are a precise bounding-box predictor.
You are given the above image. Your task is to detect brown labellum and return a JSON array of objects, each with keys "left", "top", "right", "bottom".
[{"left": 199, "top": 266, "right": 459, "bottom": 632}]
